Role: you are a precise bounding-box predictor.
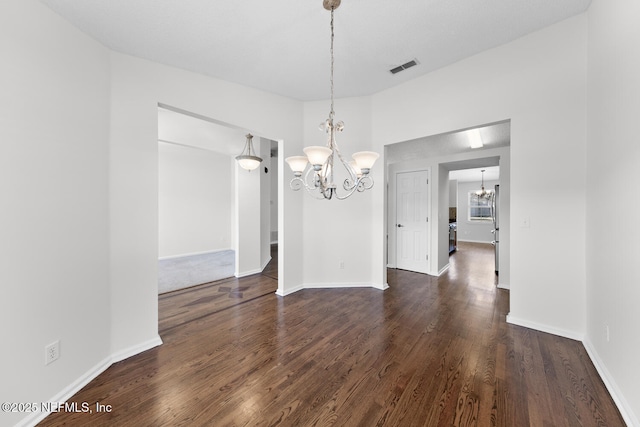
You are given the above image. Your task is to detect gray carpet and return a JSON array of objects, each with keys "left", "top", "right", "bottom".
[{"left": 158, "top": 250, "right": 235, "bottom": 294}]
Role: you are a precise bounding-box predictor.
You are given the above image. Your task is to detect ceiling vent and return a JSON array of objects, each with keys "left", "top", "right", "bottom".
[{"left": 390, "top": 59, "right": 419, "bottom": 74}]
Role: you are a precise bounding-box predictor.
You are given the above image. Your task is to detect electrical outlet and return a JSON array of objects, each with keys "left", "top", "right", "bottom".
[
  {"left": 45, "top": 340, "right": 60, "bottom": 365},
  {"left": 339, "top": 261, "right": 345, "bottom": 269}
]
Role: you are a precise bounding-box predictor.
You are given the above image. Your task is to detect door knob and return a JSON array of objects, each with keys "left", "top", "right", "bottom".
[{"left": 397, "top": 224, "right": 405, "bottom": 227}]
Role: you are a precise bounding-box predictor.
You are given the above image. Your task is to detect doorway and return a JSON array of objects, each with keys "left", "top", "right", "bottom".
[
  {"left": 385, "top": 120, "right": 510, "bottom": 287},
  {"left": 157, "top": 104, "right": 279, "bottom": 293}
]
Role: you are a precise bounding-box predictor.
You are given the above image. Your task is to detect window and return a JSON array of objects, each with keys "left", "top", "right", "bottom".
[{"left": 468, "top": 191, "right": 493, "bottom": 221}]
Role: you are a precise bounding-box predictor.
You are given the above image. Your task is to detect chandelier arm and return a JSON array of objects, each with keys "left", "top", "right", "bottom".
[
  {"left": 322, "top": 153, "right": 334, "bottom": 189},
  {"left": 289, "top": 176, "right": 304, "bottom": 191},
  {"left": 303, "top": 165, "right": 316, "bottom": 185},
  {"left": 322, "top": 187, "right": 334, "bottom": 200},
  {"left": 289, "top": 175, "right": 331, "bottom": 200},
  {"left": 358, "top": 176, "right": 374, "bottom": 191},
  {"left": 306, "top": 167, "right": 333, "bottom": 199},
  {"left": 343, "top": 178, "right": 356, "bottom": 191},
  {"left": 334, "top": 176, "right": 374, "bottom": 200},
  {"left": 332, "top": 139, "right": 359, "bottom": 182},
  {"left": 308, "top": 184, "right": 330, "bottom": 200},
  {"left": 333, "top": 182, "right": 364, "bottom": 200}
]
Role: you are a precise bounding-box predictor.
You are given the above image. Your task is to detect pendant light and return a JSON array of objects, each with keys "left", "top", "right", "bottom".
[{"left": 236, "top": 133, "right": 262, "bottom": 171}]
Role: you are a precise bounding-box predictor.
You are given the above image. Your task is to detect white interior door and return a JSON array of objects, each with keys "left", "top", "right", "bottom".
[{"left": 396, "top": 170, "right": 430, "bottom": 273}]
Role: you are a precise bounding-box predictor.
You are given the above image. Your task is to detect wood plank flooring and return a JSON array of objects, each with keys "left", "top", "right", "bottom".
[{"left": 38, "top": 242, "right": 624, "bottom": 426}]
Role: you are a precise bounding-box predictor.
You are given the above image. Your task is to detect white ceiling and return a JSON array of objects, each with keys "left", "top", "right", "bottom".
[
  {"left": 450, "top": 166, "right": 500, "bottom": 183},
  {"left": 39, "top": 0, "right": 591, "bottom": 101}
]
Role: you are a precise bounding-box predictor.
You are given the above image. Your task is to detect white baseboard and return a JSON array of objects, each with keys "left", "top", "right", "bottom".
[
  {"left": 17, "top": 335, "right": 162, "bottom": 427},
  {"left": 235, "top": 268, "right": 263, "bottom": 278},
  {"left": 16, "top": 356, "right": 113, "bottom": 427},
  {"left": 457, "top": 239, "right": 494, "bottom": 244},
  {"left": 303, "top": 282, "right": 378, "bottom": 290},
  {"left": 236, "top": 256, "right": 273, "bottom": 279},
  {"left": 583, "top": 339, "right": 639, "bottom": 427},
  {"left": 276, "top": 282, "right": 389, "bottom": 296},
  {"left": 497, "top": 282, "right": 510, "bottom": 290},
  {"left": 261, "top": 256, "right": 272, "bottom": 272},
  {"left": 506, "top": 316, "right": 636, "bottom": 425},
  {"left": 438, "top": 264, "right": 450, "bottom": 276},
  {"left": 111, "top": 335, "right": 163, "bottom": 363},
  {"left": 505, "top": 314, "right": 584, "bottom": 342},
  {"left": 158, "top": 248, "right": 233, "bottom": 261},
  {"left": 275, "top": 284, "right": 304, "bottom": 296}
]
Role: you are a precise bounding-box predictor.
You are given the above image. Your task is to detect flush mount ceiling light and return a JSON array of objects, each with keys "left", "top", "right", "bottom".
[
  {"left": 236, "top": 133, "right": 262, "bottom": 171},
  {"left": 469, "top": 128, "right": 484, "bottom": 149},
  {"left": 285, "top": 0, "right": 379, "bottom": 200}
]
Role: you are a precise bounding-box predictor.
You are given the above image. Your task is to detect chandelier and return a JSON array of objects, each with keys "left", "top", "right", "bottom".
[
  {"left": 475, "top": 169, "right": 492, "bottom": 199},
  {"left": 284, "top": 0, "right": 379, "bottom": 200},
  {"left": 236, "top": 133, "right": 263, "bottom": 171}
]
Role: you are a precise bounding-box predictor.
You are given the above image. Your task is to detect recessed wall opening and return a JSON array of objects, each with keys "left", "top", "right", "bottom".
[
  {"left": 156, "top": 104, "right": 280, "bottom": 297},
  {"left": 384, "top": 120, "right": 511, "bottom": 291}
]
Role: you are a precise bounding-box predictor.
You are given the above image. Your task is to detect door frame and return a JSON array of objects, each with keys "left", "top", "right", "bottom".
[{"left": 388, "top": 167, "right": 432, "bottom": 274}]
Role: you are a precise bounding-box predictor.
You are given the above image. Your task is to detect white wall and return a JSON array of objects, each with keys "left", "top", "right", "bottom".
[
  {"left": 456, "top": 180, "right": 499, "bottom": 243},
  {"left": 373, "top": 14, "right": 587, "bottom": 337},
  {"left": 449, "top": 179, "right": 458, "bottom": 209},
  {"left": 235, "top": 156, "right": 261, "bottom": 276},
  {"left": 270, "top": 141, "right": 279, "bottom": 243},
  {"left": 298, "top": 97, "right": 380, "bottom": 289},
  {"left": 585, "top": 1, "right": 640, "bottom": 424},
  {"left": 259, "top": 137, "right": 272, "bottom": 270},
  {"left": 158, "top": 142, "right": 232, "bottom": 258},
  {"left": 1, "top": 1, "right": 111, "bottom": 426},
  {"left": 437, "top": 166, "right": 450, "bottom": 272}
]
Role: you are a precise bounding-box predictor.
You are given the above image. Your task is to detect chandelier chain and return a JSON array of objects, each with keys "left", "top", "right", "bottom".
[{"left": 330, "top": 6, "right": 335, "bottom": 121}]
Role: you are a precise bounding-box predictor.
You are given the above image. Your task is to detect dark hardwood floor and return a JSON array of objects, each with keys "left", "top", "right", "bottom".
[{"left": 38, "top": 242, "right": 624, "bottom": 426}]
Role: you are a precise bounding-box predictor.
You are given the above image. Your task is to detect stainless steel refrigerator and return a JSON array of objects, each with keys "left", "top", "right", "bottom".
[{"left": 491, "top": 185, "right": 499, "bottom": 274}]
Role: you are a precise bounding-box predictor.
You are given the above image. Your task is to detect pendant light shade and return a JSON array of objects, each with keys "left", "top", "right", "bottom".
[
  {"left": 352, "top": 151, "right": 379, "bottom": 173},
  {"left": 285, "top": 156, "right": 309, "bottom": 176},
  {"left": 303, "top": 146, "right": 332, "bottom": 167}
]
